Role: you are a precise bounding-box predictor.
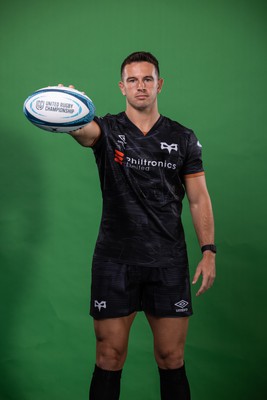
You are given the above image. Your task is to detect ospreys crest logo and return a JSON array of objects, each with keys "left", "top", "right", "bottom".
[
  {"left": 161, "top": 142, "right": 178, "bottom": 154},
  {"left": 94, "top": 300, "right": 107, "bottom": 311}
]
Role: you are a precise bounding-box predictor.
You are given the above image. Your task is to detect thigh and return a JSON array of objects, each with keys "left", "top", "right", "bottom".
[
  {"left": 94, "top": 313, "right": 137, "bottom": 345},
  {"left": 146, "top": 314, "right": 189, "bottom": 369},
  {"left": 94, "top": 313, "right": 136, "bottom": 370},
  {"left": 146, "top": 314, "right": 189, "bottom": 348}
]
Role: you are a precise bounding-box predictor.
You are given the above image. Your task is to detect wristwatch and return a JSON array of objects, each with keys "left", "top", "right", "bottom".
[{"left": 201, "top": 244, "right": 217, "bottom": 254}]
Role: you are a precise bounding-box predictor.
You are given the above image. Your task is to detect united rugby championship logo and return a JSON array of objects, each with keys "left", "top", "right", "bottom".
[{"left": 36, "top": 100, "right": 45, "bottom": 110}]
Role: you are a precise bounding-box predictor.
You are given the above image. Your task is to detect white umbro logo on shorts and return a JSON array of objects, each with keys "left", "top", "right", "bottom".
[
  {"left": 175, "top": 300, "right": 189, "bottom": 309},
  {"left": 94, "top": 300, "right": 107, "bottom": 311}
]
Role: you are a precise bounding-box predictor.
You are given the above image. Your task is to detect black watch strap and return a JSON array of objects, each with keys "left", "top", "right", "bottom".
[{"left": 201, "top": 244, "right": 217, "bottom": 254}]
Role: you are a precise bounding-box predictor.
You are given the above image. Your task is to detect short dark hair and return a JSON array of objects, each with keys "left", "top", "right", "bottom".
[{"left": 120, "top": 51, "right": 160, "bottom": 78}]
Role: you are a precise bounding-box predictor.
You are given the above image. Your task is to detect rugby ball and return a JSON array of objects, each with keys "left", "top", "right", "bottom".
[{"left": 23, "top": 86, "right": 95, "bottom": 133}]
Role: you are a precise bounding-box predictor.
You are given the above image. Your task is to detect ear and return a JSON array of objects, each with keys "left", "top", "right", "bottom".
[
  {"left": 119, "top": 81, "right": 126, "bottom": 96},
  {"left": 157, "top": 78, "right": 164, "bottom": 94}
]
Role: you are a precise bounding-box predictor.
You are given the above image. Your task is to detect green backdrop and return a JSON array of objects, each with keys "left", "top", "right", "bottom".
[{"left": 0, "top": 0, "right": 266, "bottom": 399}]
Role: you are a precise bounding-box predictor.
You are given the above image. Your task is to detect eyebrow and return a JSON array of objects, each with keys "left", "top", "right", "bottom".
[{"left": 126, "top": 75, "right": 154, "bottom": 81}]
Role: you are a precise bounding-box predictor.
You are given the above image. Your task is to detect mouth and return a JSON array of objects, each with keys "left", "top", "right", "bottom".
[{"left": 135, "top": 94, "right": 148, "bottom": 99}]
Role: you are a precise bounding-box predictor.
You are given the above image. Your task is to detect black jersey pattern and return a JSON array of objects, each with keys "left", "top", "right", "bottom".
[{"left": 91, "top": 112, "right": 204, "bottom": 267}]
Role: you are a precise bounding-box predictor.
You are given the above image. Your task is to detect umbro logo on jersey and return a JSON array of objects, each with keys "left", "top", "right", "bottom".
[
  {"left": 117, "top": 135, "right": 127, "bottom": 149},
  {"left": 114, "top": 149, "right": 125, "bottom": 165},
  {"left": 94, "top": 300, "right": 107, "bottom": 311},
  {"left": 161, "top": 142, "right": 178, "bottom": 154}
]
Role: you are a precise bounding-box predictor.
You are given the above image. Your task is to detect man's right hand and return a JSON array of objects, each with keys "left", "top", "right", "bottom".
[{"left": 57, "top": 83, "right": 101, "bottom": 147}]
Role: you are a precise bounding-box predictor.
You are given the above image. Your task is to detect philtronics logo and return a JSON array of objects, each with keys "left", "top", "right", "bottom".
[
  {"left": 126, "top": 156, "right": 176, "bottom": 170},
  {"left": 114, "top": 149, "right": 177, "bottom": 170},
  {"left": 114, "top": 149, "right": 125, "bottom": 165}
]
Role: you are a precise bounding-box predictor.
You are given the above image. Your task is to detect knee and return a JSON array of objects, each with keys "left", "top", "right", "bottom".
[
  {"left": 154, "top": 347, "right": 184, "bottom": 369},
  {"left": 96, "top": 340, "right": 127, "bottom": 371}
]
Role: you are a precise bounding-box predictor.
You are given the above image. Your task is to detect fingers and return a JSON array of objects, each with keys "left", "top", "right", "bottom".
[
  {"left": 192, "top": 262, "right": 216, "bottom": 296},
  {"left": 56, "top": 83, "right": 85, "bottom": 95},
  {"left": 192, "top": 268, "right": 201, "bottom": 286},
  {"left": 195, "top": 274, "right": 213, "bottom": 297},
  {"left": 57, "top": 83, "right": 75, "bottom": 88},
  {"left": 193, "top": 268, "right": 207, "bottom": 297}
]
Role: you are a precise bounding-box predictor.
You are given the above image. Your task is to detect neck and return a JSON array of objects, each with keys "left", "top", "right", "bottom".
[{"left": 125, "top": 104, "right": 160, "bottom": 135}]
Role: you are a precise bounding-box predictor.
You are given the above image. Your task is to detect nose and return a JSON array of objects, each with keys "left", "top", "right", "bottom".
[{"left": 137, "top": 80, "right": 146, "bottom": 90}]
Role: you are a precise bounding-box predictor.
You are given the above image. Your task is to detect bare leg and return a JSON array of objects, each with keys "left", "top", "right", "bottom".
[
  {"left": 94, "top": 312, "right": 136, "bottom": 370},
  {"left": 146, "top": 314, "right": 190, "bottom": 400},
  {"left": 146, "top": 314, "right": 189, "bottom": 369},
  {"left": 89, "top": 313, "right": 136, "bottom": 400}
]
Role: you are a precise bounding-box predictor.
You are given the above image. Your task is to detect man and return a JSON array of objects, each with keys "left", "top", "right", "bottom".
[{"left": 69, "top": 51, "right": 216, "bottom": 400}]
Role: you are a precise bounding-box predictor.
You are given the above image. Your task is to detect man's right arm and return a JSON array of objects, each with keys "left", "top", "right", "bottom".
[
  {"left": 56, "top": 84, "right": 101, "bottom": 147},
  {"left": 70, "top": 120, "right": 101, "bottom": 147}
]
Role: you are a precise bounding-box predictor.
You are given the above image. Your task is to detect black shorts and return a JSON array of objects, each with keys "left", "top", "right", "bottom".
[{"left": 90, "top": 259, "right": 193, "bottom": 319}]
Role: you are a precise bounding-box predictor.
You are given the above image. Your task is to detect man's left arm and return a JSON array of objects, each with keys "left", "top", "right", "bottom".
[{"left": 184, "top": 174, "right": 216, "bottom": 296}]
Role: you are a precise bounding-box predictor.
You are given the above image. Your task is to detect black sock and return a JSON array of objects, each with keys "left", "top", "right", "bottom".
[
  {"left": 158, "top": 364, "right": 191, "bottom": 400},
  {"left": 89, "top": 364, "right": 122, "bottom": 400}
]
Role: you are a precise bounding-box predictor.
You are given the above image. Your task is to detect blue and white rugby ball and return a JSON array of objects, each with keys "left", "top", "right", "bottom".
[{"left": 23, "top": 86, "right": 95, "bottom": 133}]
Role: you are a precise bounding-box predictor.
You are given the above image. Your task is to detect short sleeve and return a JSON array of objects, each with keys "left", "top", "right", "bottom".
[
  {"left": 89, "top": 116, "right": 105, "bottom": 149},
  {"left": 180, "top": 131, "right": 204, "bottom": 177}
]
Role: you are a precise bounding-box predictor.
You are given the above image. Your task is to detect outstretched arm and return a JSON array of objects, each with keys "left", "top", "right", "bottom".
[
  {"left": 184, "top": 174, "right": 216, "bottom": 296},
  {"left": 70, "top": 120, "right": 101, "bottom": 147},
  {"left": 57, "top": 84, "right": 101, "bottom": 147}
]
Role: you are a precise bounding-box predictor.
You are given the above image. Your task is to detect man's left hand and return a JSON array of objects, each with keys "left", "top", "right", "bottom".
[{"left": 192, "top": 253, "right": 216, "bottom": 296}]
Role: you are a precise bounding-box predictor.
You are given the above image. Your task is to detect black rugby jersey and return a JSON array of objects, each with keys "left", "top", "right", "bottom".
[{"left": 91, "top": 112, "right": 204, "bottom": 267}]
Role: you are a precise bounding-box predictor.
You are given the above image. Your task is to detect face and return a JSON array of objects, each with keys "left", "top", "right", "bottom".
[{"left": 119, "top": 62, "right": 163, "bottom": 111}]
